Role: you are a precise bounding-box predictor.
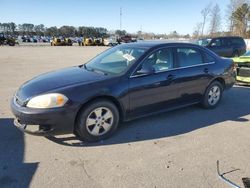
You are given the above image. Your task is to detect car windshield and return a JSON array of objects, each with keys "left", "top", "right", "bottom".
[
  {"left": 84, "top": 45, "right": 147, "bottom": 75},
  {"left": 196, "top": 39, "right": 211, "bottom": 46}
]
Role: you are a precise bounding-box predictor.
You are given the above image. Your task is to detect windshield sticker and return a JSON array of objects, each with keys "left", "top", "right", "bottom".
[{"left": 123, "top": 54, "right": 135, "bottom": 61}]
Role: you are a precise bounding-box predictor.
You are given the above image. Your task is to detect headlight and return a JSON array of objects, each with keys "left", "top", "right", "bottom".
[{"left": 26, "top": 93, "right": 68, "bottom": 109}]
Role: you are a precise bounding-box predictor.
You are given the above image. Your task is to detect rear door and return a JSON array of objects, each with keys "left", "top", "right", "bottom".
[{"left": 174, "top": 47, "right": 215, "bottom": 103}]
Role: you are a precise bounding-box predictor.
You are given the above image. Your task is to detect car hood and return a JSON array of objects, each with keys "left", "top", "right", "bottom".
[{"left": 16, "top": 66, "right": 107, "bottom": 101}]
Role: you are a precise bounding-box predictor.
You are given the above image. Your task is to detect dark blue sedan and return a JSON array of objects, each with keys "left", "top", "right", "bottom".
[{"left": 11, "top": 42, "right": 236, "bottom": 142}]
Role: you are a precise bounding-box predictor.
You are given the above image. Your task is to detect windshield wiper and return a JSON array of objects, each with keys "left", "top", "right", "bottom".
[
  {"left": 82, "top": 64, "right": 90, "bottom": 70},
  {"left": 82, "top": 64, "right": 108, "bottom": 75}
]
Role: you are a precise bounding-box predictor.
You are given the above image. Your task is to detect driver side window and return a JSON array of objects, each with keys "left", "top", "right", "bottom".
[{"left": 139, "top": 48, "right": 174, "bottom": 73}]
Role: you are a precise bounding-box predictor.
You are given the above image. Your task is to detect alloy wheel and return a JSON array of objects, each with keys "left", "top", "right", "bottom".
[
  {"left": 208, "top": 85, "right": 221, "bottom": 106},
  {"left": 86, "top": 107, "right": 114, "bottom": 136}
]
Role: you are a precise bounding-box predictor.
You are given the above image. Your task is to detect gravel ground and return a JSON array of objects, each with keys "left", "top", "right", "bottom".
[{"left": 0, "top": 46, "right": 250, "bottom": 188}]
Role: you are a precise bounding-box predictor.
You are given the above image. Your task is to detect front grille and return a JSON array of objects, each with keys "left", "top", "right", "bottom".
[{"left": 237, "top": 67, "right": 250, "bottom": 77}]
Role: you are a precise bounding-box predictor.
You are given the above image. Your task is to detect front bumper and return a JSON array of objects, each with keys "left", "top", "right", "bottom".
[{"left": 10, "top": 97, "right": 77, "bottom": 136}]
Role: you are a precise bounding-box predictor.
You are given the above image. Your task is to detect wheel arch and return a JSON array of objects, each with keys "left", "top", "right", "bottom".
[
  {"left": 74, "top": 95, "right": 125, "bottom": 130},
  {"left": 207, "top": 77, "right": 226, "bottom": 90}
]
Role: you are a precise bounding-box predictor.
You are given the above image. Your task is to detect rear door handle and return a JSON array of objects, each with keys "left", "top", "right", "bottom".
[
  {"left": 204, "top": 68, "right": 209, "bottom": 73},
  {"left": 167, "top": 74, "right": 175, "bottom": 80}
]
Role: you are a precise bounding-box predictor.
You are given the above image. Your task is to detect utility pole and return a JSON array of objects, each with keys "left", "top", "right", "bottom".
[{"left": 120, "top": 7, "right": 122, "bottom": 30}]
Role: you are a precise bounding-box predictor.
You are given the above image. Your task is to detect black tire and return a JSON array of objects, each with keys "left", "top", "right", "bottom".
[
  {"left": 75, "top": 100, "right": 119, "bottom": 142},
  {"left": 8, "top": 42, "right": 15, "bottom": 46},
  {"left": 201, "top": 81, "right": 223, "bottom": 109}
]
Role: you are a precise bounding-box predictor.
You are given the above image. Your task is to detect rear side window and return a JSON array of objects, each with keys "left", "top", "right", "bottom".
[
  {"left": 231, "top": 38, "right": 245, "bottom": 46},
  {"left": 203, "top": 52, "right": 215, "bottom": 63},
  {"left": 222, "top": 38, "right": 231, "bottom": 46},
  {"left": 176, "top": 48, "right": 203, "bottom": 68}
]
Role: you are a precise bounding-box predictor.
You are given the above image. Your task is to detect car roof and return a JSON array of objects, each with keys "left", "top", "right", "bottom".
[
  {"left": 212, "top": 36, "right": 244, "bottom": 40},
  {"left": 120, "top": 41, "right": 200, "bottom": 49}
]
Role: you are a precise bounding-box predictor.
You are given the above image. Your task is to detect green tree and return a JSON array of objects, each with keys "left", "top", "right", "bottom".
[
  {"left": 45, "top": 26, "right": 58, "bottom": 37},
  {"left": 58, "top": 26, "right": 76, "bottom": 37},
  {"left": 115, "top": 30, "right": 126, "bottom": 36},
  {"left": 18, "top": 23, "right": 34, "bottom": 35},
  {"left": 226, "top": 0, "right": 247, "bottom": 33},
  {"left": 232, "top": 3, "right": 250, "bottom": 37},
  {"left": 34, "top": 24, "right": 45, "bottom": 36}
]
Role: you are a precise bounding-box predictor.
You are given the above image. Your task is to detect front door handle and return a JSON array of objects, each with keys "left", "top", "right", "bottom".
[
  {"left": 204, "top": 68, "right": 209, "bottom": 73},
  {"left": 167, "top": 74, "right": 175, "bottom": 80}
]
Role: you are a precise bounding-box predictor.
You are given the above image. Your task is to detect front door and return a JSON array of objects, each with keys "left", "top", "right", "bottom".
[{"left": 128, "top": 47, "right": 181, "bottom": 118}]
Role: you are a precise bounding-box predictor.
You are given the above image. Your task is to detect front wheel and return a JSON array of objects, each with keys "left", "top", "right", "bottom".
[
  {"left": 75, "top": 100, "right": 120, "bottom": 142},
  {"left": 201, "top": 81, "right": 223, "bottom": 109}
]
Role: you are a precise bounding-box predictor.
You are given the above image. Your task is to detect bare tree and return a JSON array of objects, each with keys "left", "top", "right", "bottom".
[
  {"left": 193, "top": 22, "right": 203, "bottom": 39},
  {"left": 201, "top": 2, "right": 212, "bottom": 36},
  {"left": 209, "top": 4, "right": 221, "bottom": 37}
]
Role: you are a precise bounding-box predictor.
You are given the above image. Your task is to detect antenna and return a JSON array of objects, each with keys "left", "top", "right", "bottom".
[{"left": 120, "top": 7, "right": 122, "bottom": 30}]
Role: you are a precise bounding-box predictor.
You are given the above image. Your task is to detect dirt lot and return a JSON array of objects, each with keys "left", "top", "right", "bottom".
[{"left": 0, "top": 46, "right": 250, "bottom": 188}]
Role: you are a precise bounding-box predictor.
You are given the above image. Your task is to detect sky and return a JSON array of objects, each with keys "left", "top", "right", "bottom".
[{"left": 0, "top": 0, "right": 230, "bottom": 35}]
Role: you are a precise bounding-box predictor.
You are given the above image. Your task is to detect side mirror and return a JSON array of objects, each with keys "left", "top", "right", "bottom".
[{"left": 136, "top": 67, "right": 155, "bottom": 75}]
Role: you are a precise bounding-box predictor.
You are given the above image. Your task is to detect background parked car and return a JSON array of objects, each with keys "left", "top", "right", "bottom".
[
  {"left": 51, "top": 38, "right": 62, "bottom": 46},
  {"left": 64, "top": 38, "right": 73, "bottom": 46},
  {"left": 196, "top": 38, "right": 212, "bottom": 46},
  {"left": 199, "top": 36, "right": 246, "bottom": 57},
  {"left": 51, "top": 38, "right": 73, "bottom": 46},
  {"left": 103, "top": 37, "right": 118, "bottom": 46},
  {"left": 93, "top": 38, "right": 103, "bottom": 46},
  {"left": 232, "top": 51, "right": 250, "bottom": 85},
  {"left": 79, "top": 38, "right": 94, "bottom": 46},
  {"left": 117, "top": 35, "right": 133, "bottom": 44},
  {"left": 0, "top": 33, "right": 16, "bottom": 46}
]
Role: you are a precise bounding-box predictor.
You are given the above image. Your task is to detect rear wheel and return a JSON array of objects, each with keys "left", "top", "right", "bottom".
[
  {"left": 201, "top": 81, "right": 223, "bottom": 109},
  {"left": 75, "top": 100, "right": 119, "bottom": 142},
  {"left": 8, "top": 41, "right": 15, "bottom": 46}
]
